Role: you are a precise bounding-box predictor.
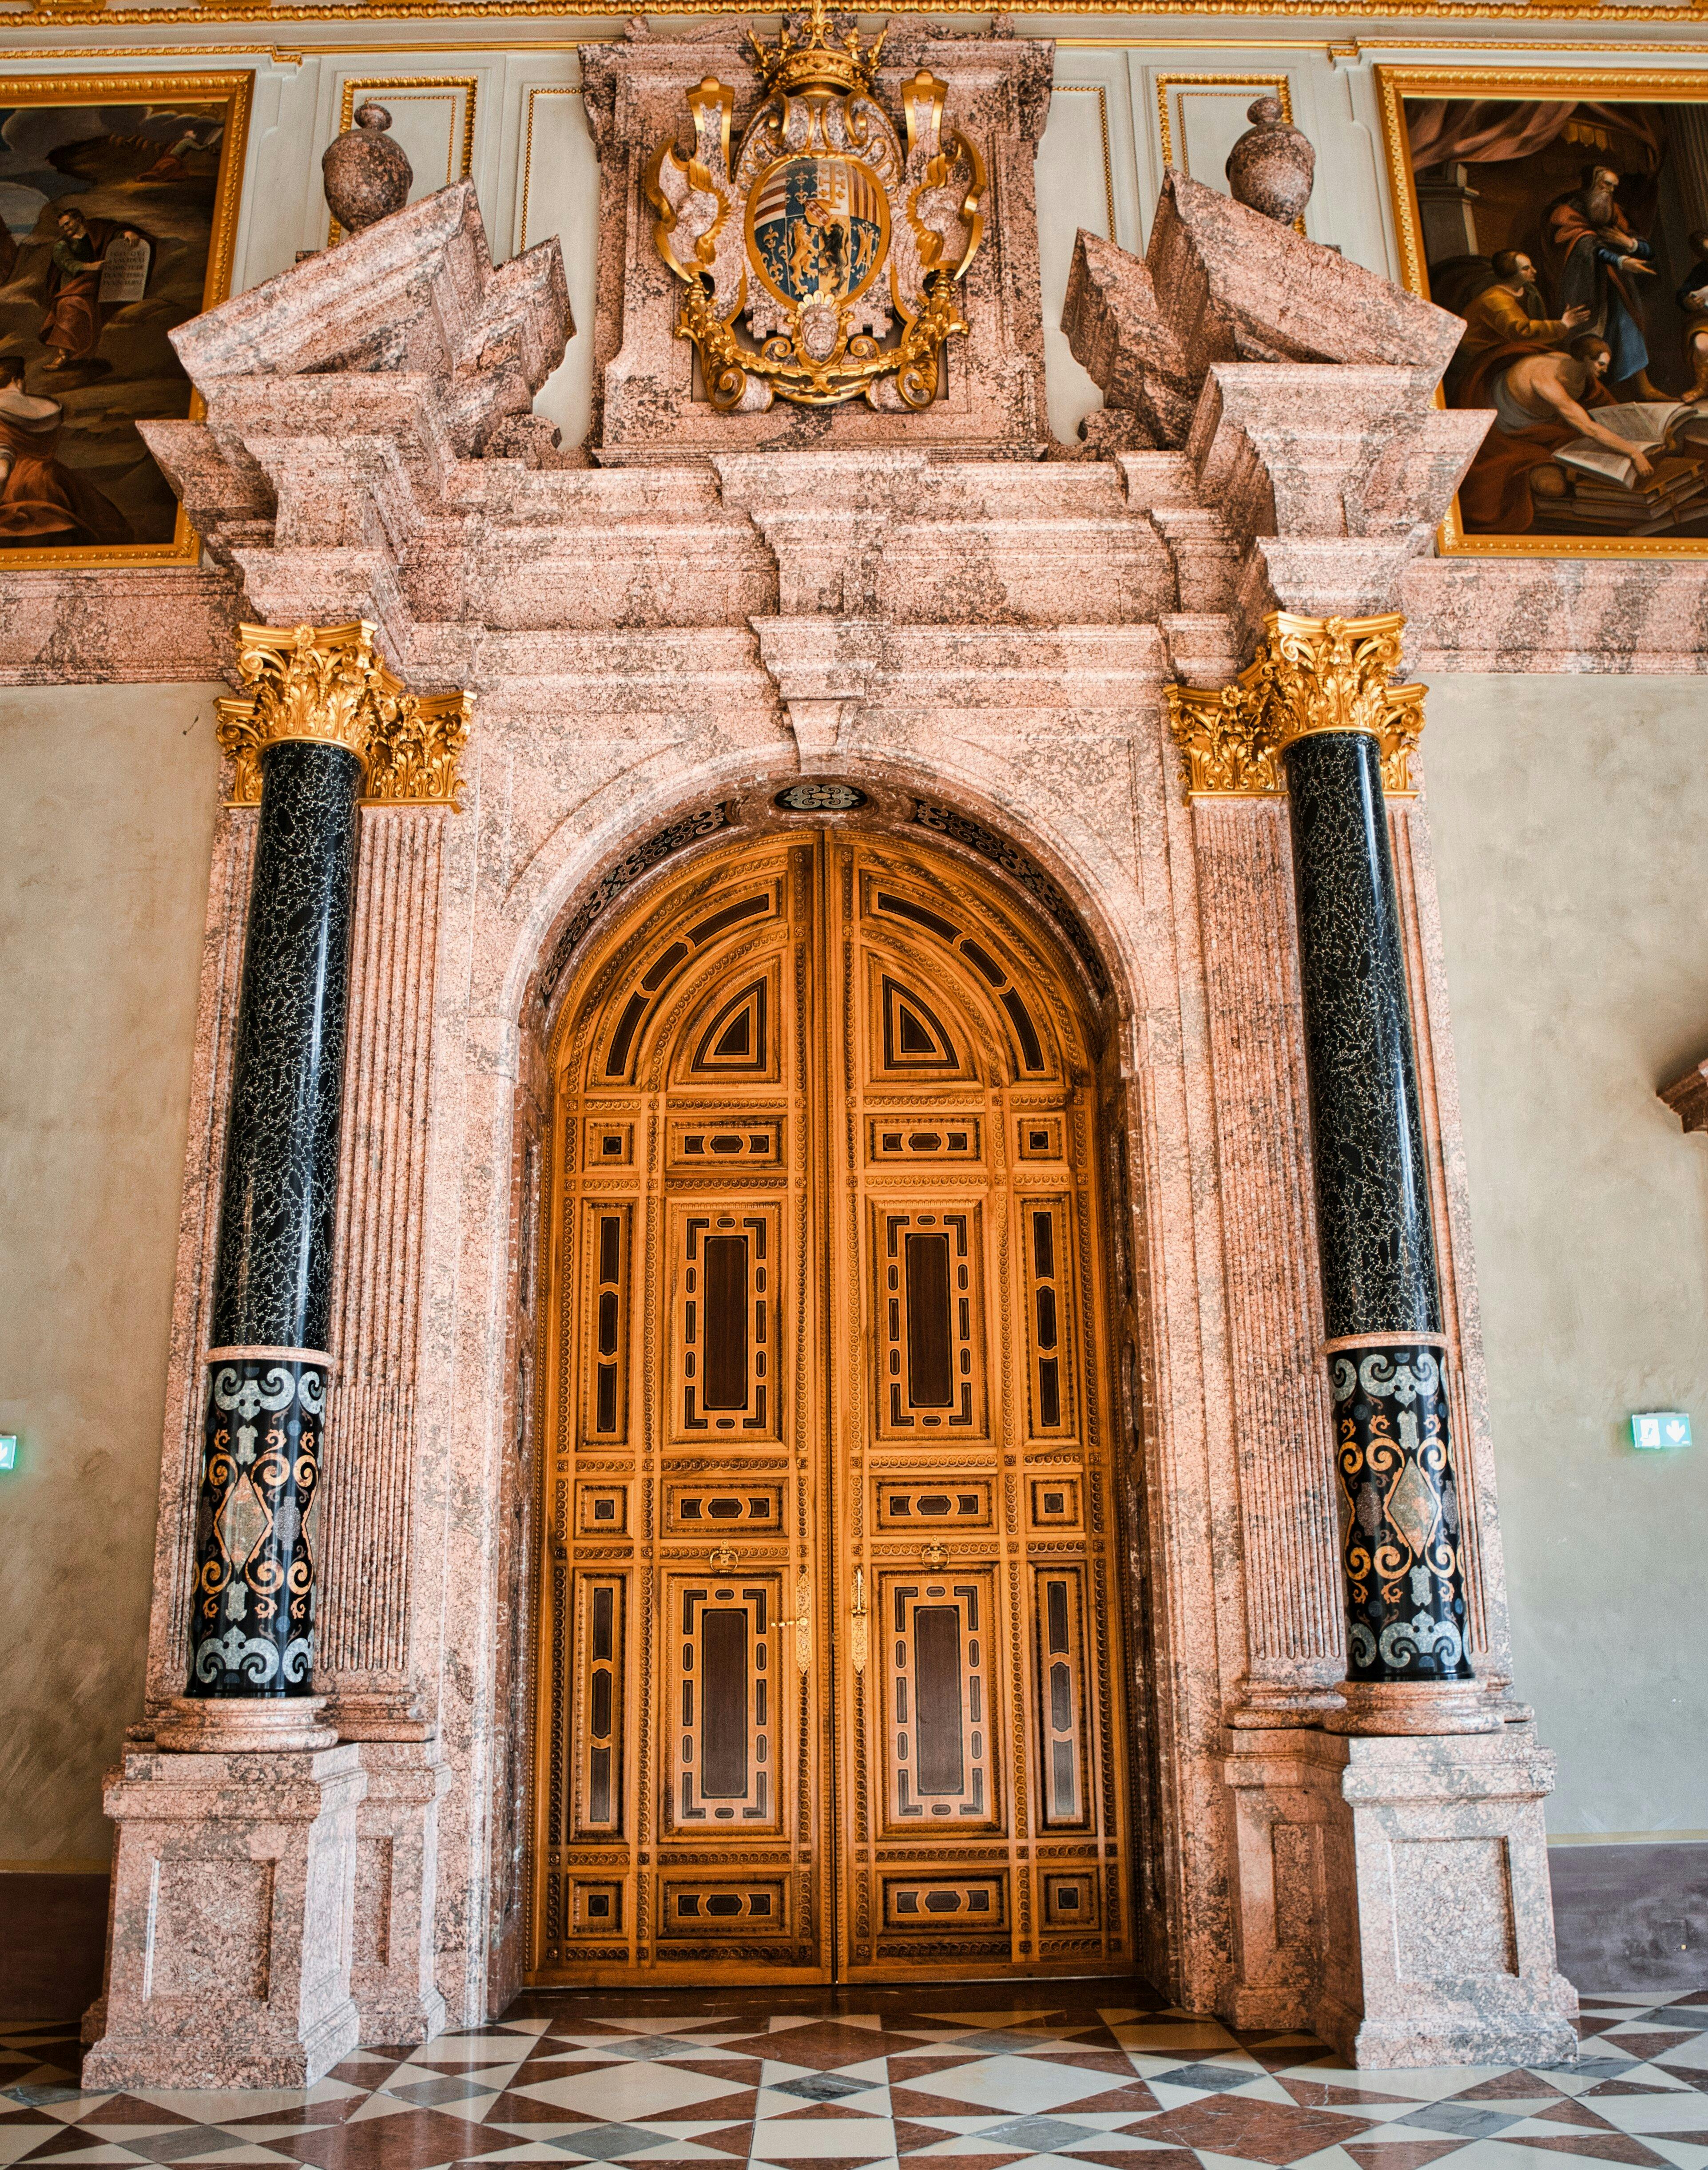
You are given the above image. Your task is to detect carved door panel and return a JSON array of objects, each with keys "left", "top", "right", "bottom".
[
  {"left": 532, "top": 827, "right": 1133, "bottom": 1986},
  {"left": 826, "top": 833, "right": 1134, "bottom": 1979},
  {"left": 535, "top": 837, "right": 833, "bottom": 1984}
]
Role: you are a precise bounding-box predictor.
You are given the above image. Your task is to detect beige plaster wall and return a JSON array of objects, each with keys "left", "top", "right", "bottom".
[
  {"left": 1424, "top": 675, "right": 1708, "bottom": 1837},
  {"left": 0, "top": 685, "right": 221, "bottom": 1865}
]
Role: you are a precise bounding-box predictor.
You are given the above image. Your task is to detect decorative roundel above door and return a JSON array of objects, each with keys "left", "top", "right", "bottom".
[{"left": 773, "top": 782, "right": 869, "bottom": 813}]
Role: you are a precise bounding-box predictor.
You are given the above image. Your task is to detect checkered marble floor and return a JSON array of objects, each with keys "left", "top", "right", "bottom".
[{"left": 7, "top": 1985, "right": 1708, "bottom": 2170}]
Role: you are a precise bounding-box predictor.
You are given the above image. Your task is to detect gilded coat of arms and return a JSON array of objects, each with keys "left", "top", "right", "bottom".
[{"left": 643, "top": 2, "right": 987, "bottom": 413}]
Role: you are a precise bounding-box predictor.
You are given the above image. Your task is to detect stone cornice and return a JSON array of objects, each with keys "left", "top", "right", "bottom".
[{"left": 9, "top": 165, "right": 1708, "bottom": 686}]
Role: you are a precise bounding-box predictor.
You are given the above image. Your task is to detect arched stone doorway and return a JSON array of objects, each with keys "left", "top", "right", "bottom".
[{"left": 524, "top": 805, "right": 1146, "bottom": 1986}]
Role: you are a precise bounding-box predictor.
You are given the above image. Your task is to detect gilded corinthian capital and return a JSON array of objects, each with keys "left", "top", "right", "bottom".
[
  {"left": 1166, "top": 611, "right": 1424, "bottom": 803},
  {"left": 214, "top": 620, "right": 473, "bottom": 809}
]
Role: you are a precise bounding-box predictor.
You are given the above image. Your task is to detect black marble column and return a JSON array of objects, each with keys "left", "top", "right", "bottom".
[
  {"left": 187, "top": 738, "right": 362, "bottom": 1699},
  {"left": 1285, "top": 727, "right": 1474, "bottom": 1686}
]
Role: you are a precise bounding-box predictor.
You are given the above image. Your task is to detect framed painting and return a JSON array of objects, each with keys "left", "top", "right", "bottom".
[
  {"left": 0, "top": 71, "right": 251, "bottom": 568},
  {"left": 1378, "top": 68, "right": 1708, "bottom": 556}
]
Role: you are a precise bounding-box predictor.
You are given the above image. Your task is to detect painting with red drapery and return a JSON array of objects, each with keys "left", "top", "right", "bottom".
[
  {"left": 1382, "top": 74, "right": 1708, "bottom": 551},
  {"left": 0, "top": 75, "right": 249, "bottom": 562}
]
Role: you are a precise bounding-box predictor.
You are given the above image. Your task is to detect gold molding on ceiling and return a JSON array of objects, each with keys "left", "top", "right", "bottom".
[
  {"left": 6, "top": 4, "right": 1708, "bottom": 35},
  {"left": 6, "top": 25, "right": 1708, "bottom": 51}
]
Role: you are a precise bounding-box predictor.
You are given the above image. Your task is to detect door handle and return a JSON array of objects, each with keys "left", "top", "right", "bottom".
[
  {"left": 850, "top": 1566, "right": 869, "bottom": 1676},
  {"left": 775, "top": 1572, "right": 812, "bottom": 1672}
]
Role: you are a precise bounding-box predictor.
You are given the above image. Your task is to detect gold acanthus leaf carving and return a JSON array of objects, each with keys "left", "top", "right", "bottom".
[
  {"left": 1165, "top": 609, "right": 1424, "bottom": 803},
  {"left": 365, "top": 687, "right": 473, "bottom": 809},
  {"left": 214, "top": 619, "right": 473, "bottom": 810}
]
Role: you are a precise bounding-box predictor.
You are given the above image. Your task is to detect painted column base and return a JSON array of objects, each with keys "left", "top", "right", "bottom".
[
  {"left": 349, "top": 1741, "right": 451, "bottom": 2047},
  {"left": 82, "top": 1745, "right": 365, "bottom": 2091},
  {"left": 1222, "top": 1726, "right": 1579, "bottom": 2066},
  {"left": 1316, "top": 1729, "right": 1580, "bottom": 2068}
]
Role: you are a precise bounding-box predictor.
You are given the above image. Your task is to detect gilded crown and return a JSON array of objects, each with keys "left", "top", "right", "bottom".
[{"left": 745, "top": 0, "right": 888, "bottom": 96}]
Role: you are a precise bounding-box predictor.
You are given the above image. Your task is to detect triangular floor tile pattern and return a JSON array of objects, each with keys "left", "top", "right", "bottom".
[{"left": 6, "top": 1988, "right": 1706, "bottom": 2170}]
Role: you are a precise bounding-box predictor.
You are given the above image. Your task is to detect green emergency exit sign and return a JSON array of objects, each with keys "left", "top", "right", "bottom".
[{"left": 1631, "top": 1411, "right": 1692, "bottom": 1451}]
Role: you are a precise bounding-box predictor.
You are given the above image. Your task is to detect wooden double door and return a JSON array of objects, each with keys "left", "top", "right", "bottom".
[{"left": 531, "top": 825, "right": 1133, "bottom": 1984}]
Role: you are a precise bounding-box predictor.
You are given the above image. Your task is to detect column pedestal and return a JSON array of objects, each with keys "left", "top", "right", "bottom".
[
  {"left": 1222, "top": 1730, "right": 1347, "bottom": 2031},
  {"left": 83, "top": 1744, "right": 365, "bottom": 2091},
  {"left": 349, "top": 1741, "right": 450, "bottom": 2045},
  {"left": 1313, "top": 1730, "right": 1579, "bottom": 2069}
]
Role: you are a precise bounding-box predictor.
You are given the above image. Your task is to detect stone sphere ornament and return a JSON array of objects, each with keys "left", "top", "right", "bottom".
[
  {"left": 322, "top": 101, "right": 413, "bottom": 235},
  {"left": 1224, "top": 95, "right": 1316, "bottom": 226}
]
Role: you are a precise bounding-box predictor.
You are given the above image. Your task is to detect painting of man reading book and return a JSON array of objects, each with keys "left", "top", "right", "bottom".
[
  {"left": 0, "top": 83, "right": 240, "bottom": 560},
  {"left": 1404, "top": 91, "right": 1708, "bottom": 542}
]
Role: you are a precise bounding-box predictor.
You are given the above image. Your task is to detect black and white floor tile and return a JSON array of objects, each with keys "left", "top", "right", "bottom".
[{"left": 6, "top": 1985, "right": 1708, "bottom": 2170}]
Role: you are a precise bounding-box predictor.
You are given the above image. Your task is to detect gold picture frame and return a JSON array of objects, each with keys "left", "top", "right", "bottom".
[
  {"left": 1377, "top": 65, "right": 1708, "bottom": 558},
  {"left": 0, "top": 69, "right": 252, "bottom": 570}
]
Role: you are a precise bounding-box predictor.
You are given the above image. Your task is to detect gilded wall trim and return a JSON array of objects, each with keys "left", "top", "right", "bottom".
[
  {"left": 1056, "top": 83, "right": 1116, "bottom": 242},
  {"left": 10, "top": 4, "right": 1708, "bottom": 32}
]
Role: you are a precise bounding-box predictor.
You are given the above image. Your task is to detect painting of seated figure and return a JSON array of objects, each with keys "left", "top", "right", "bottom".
[
  {"left": 1381, "top": 71, "right": 1708, "bottom": 553},
  {"left": 0, "top": 74, "right": 249, "bottom": 564}
]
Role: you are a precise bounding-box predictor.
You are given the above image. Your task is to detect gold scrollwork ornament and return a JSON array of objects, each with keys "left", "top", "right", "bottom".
[
  {"left": 1165, "top": 610, "right": 1425, "bottom": 802},
  {"left": 644, "top": 0, "right": 987, "bottom": 413}
]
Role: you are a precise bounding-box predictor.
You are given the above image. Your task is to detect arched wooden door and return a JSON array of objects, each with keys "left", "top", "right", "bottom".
[{"left": 530, "top": 825, "right": 1134, "bottom": 1984}]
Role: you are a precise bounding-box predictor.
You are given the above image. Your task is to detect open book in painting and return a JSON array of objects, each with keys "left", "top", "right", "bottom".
[{"left": 1556, "top": 401, "right": 1708, "bottom": 492}]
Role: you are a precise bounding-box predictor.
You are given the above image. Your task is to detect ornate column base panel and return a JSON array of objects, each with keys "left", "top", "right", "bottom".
[
  {"left": 1313, "top": 1731, "right": 1580, "bottom": 2071},
  {"left": 81, "top": 1745, "right": 365, "bottom": 2092},
  {"left": 1332, "top": 1341, "right": 1478, "bottom": 1691},
  {"left": 348, "top": 1742, "right": 451, "bottom": 2047},
  {"left": 187, "top": 1356, "right": 329, "bottom": 1702},
  {"left": 155, "top": 1693, "right": 338, "bottom": 1753}
]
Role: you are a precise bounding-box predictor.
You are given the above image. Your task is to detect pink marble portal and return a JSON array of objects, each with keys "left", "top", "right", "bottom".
[{"left": 60, "top": 44, "right": 1593, "bottom": 2088}]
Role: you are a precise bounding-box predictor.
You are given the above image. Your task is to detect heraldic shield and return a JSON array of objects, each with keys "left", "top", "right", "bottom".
[{"left": 643, "top": 0, "right": 988, "bottom": 412}]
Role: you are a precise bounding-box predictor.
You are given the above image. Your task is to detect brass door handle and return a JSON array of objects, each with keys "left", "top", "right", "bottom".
[
  {"left": 774, "top": 1572, "right": 812, "bottom": 1672},
  {"left": 708, "top": 1543, "right": 739, "bottom": 1572},
  {"left": 850, "top": 1565, "right": 869, "bottom": 1676},
  {"left": 921, "top": 1541, "right": 949, "bottom": 1570}
]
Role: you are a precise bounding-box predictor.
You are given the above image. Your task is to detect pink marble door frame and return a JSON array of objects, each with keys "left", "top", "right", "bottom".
[{"left": 84, "top": 134, "right": 1576, "bottom": 2074}]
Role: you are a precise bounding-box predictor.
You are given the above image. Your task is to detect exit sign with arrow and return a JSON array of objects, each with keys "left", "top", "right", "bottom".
[{"left": 1631, "top": 1411, "right": 1693, "bottom": 1450}]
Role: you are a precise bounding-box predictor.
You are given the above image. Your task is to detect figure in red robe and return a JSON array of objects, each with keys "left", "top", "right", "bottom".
[
  {"left": 0, "top": 357, "right": 131, "bottom": 546},
  {"left": 38, "top": 208, "right": 146, "bottom": 369}
]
